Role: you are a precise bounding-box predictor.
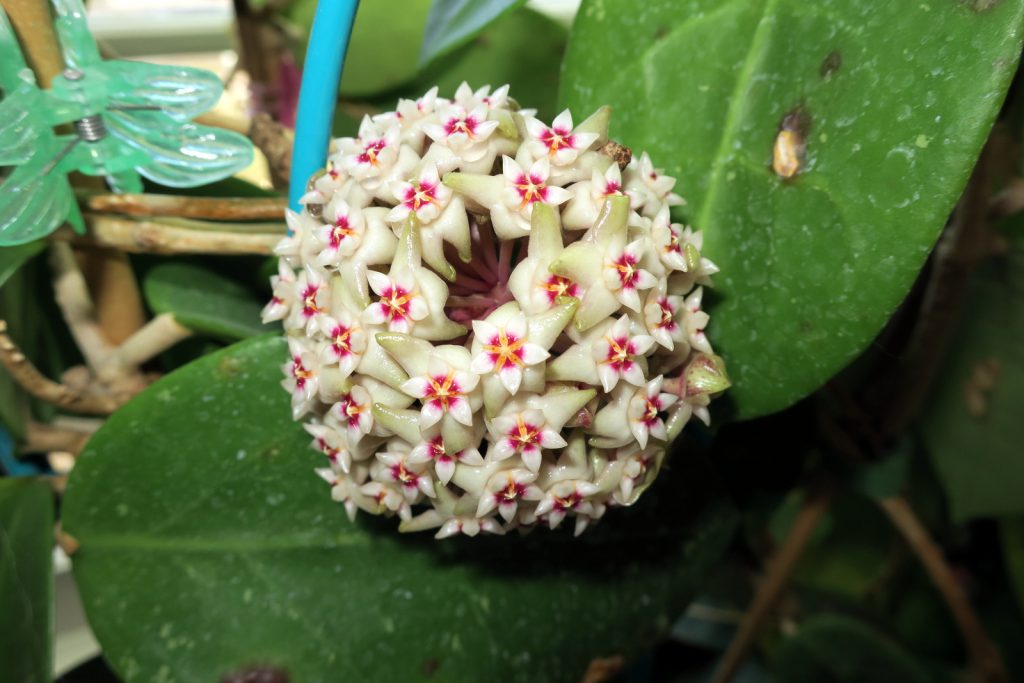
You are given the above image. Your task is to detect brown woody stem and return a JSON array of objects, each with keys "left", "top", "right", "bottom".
[
  {"left": 878, "top": 496, "right": 1009, "bottom": 683},
  {"left": 711, "top": 487, "right": 833, "bottom": 683}
]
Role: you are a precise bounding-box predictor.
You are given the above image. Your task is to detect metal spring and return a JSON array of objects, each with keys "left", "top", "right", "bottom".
[{"left": 74, "top": 114, "right": 107, "bottom": 143}]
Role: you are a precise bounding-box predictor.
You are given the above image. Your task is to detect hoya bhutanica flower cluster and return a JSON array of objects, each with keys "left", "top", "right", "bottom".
[{"left": 266, "top": 83, "right": 730, "bottom": 539}]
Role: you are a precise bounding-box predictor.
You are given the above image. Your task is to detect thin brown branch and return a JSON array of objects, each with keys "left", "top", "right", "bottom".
[
  {"left": 249, "top": 111, "right": 293, "bottom": 184},
  {"left": 0, "top": 0, "right": 64, "bottom": 87},
  {"left": 86, "top": 193, "right": 287, "bottom": 221},
  {"left": 0, "top": 320, "right": 125, "bottom": 415},
  {"left": 878, "top": 496, "right": 1008, "bottom": 683},
  {"left": 52, "top": 215, "right": 283, "bottom": 255},
  {"left": 711, "top": 487, "right": 833, "bottom": 683},
  {"left": 988, "top": 177, "right": 1024, "bottom": 218}
]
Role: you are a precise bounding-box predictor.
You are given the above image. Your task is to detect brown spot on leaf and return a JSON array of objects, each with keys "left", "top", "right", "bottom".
[
  {"left": 581, "top": 655, "right": 625, "bottom": 683},
  {"left": 654, "top": 25, "right": 669, "bottom": 40},
  {"left": 960, "top": 0, "right": 1001, "bottom": 12},
  {"left": 421, "top": 659, "right": 441, "bottom": 677},
  {"left": 218, "top": 355, "right": 244, "bottom": 378},
  {"left": 820, "top": 50, "right": 842, "bottom": 79},
  {"left": 220, "top": 665, "right": 290, "bottom": 683},
  {"left": 772, "top": 106, "right": 811, "bottom": 179}
]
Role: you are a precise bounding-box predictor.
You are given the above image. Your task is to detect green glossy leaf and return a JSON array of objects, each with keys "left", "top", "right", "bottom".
[
  {"left": 287, "top": 0, "right": 433, "bottom": 97},
  {"left": 0, "top": 478, "right": 54, "bottom": 683},
  {"left": 561, "top": 0, "right": 1024, "bottom": 418},
  {"left": 418, "top": 0, "right": 525, "bottom": 67},
  {"left": 414, "top": 8, "right": 567, "bottom": 121},
  {"left": 920, "top": 228, "right": 1024, "bottom": 520},
  {"left": 770, "top": 613, "right": 934, "bottom": 682},
  {"left": 142, "top": 262, "right": 276, "bottom": 341},
  {"left": 63, "top": 335, "right": 736, "bottom": 683},
  {"left": 0, "top": 242, "right": 44, "bottom": 289}
]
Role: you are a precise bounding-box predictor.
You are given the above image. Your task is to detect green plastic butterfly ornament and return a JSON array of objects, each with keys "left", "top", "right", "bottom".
[{"left": 0, "top": 0, "right": 254, "bottom": 246}]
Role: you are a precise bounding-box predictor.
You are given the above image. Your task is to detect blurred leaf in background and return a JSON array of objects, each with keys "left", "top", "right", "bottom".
[{"left": 0, "top": 478, "right": 54, "bottom": 683}]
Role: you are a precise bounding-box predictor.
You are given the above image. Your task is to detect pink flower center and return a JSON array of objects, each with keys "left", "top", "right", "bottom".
[
  {"left": 540, "top": 126, "right": 576, "bottom": 155},
  {"left": 316, "top": 437, "right": 342, "bottom": 461},
  {"left": 329, "top": 324, "right": 355, "bottom": 358},
  {"left": 554, "top": 490, "right": 583, "bottom": 511},
  {"left": 484, "top": 329, "right": 525, "bottom": 370},
  {"left": 444, "top": 114, "right": 480, "bottom": 138},
  {"left": 514, "top": 173, "right": 548, "bottom": 207},
  {"left": 604, "top": 336, "right": 636, "bottom": 372},
  {"left": 656, "top": 298, "right": 677, "bottom": 331},
  {"left": 424, "top": 373, "right": 462, "bottom": 410},
  {"left": 612, "top": 252, "right": 641, "bottom": 290},
  {"left": 337, "top": 393, "right": 364, "bottom": 428},
  {"left": 642, "top": 395, "right": 663, "bottom": 426},
  {"left": 330, "top": 216, "right": 356, "bottom": 248},
  {"left": 391, "top": 462, "right": 420, "bottom": 489},
  {"left": 358, "top": 139, "right": 387, "bottom": 166},
  {"left": 603, "top": 179, "right": 622, "bottom": 197},
  {"left": 541, "top": 275, "right": 580, "bottom": 303},
  {"left": 508, "top": 418, "right": 541, "bottom": 451},
  {"left": 301, "top": 284, "right": 322, "bottom": 318},
  {"left": 291, "top": 356, "right": 313, "bottom": 388},
  {"left": 497, "top": 479, "right": 527, "bottom": 504},
  {"left": 379, "top": 284, "right": 413, "bottom": 324},
  {"left": 403, "top": 181, "right": 439, "bottom": 212}
]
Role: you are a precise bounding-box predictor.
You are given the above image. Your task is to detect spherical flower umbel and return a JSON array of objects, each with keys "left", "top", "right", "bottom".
[{"left": 270, "top": 83, "right": 730, "bottom": 539}]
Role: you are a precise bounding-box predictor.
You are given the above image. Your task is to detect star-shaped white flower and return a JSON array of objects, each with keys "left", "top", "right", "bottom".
[
  {"left": 623, "top": 151, "right": 685, "bottom": 218},
  {"left": 561, "top": 163, "right": 627, "bottom": 231},
  {"left": 375, "top": 444, "right": 436, "bottom": 502},
  {"left": 534, "top": 480, "right": 600, "bottom": 530},
  {"left": 626, "top": 376, "right": 677, "bottom": 448},
  {"left": 282, "top": 337, "right": 319, "bottom": 418},
  {"left": 359, "top": 221, "right": 464, "bottom": 340},
  {"left": 315, "top": 307, "right": 367, "bottom": 378},
  {"left": 524, "top": 109, "right": 599, "bottom": 167},
  {"left": 489, "top": 408, "right": 567, "bottom": 472},
  {"left": 287, "top": 266, "right": 330, "bottom": 336},
  {"left": 261, "top": 260, "right": 295, "bottom": 324},
  {"left": 364, "top": 270, "right": 429, "bottom": 333},
  {"left": 591, "top": 315, "right": 655, "bottom": 392},
  {"left": 312, "top": 197, "right": 366, "bottom": 267},
  {"left": 642, "top": 283, "right": 686, "bottom": 351},
  {"left": 325, "top": 384, "right": 374, "bottom": 445},
  {"left": 409, "top": 431, "right": 484, "bottom": 485},
  {"left": 400, "top": 349, "right": 481, "bottom": 429},
  {"left": 423, "top": 104, "right": 500, "bottom": 163},
  {"left": 494, "top": 156, "right": 572, "bottom": 238},
  {"left": 508, "top": 203, "right": 585, "bottom": 315},
  {"left": 452, "top": 81, "right": 510, "bottom": 112},
  {"left": 476, "top": 469, "right": 543, "bottom": 522},
  {"left": 469, "top": 312, "right": 549, "bottom": 395},
  {"left": 387, "top": 164, "right": 452, "bottom": 225}
]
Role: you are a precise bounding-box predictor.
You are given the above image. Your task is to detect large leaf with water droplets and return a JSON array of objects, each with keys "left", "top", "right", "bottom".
[
  {"left": 561, "top": 0, "right": 1024, "bottom": 418},
  {"left": 63, "top": 335, "right": 736, "bottom": 682}
]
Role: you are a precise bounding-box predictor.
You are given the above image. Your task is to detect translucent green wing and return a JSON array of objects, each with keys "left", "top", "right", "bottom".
[
  {"left": 102, "top": 60, "right": 224, "bottom": 122},
  {"left": 106, "top": 110, "right": 253, "bottom": 187},
  {"left": 51, "top": 0, "right": 101, "bottom": 70},
  {"left": 0, "top": 155, "right": 80, "bottom": 247}
]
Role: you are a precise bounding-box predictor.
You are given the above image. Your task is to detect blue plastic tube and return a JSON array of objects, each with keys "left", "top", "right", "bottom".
[{"left": 288, "top": 0, "right": 361, "bottom": 212}]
